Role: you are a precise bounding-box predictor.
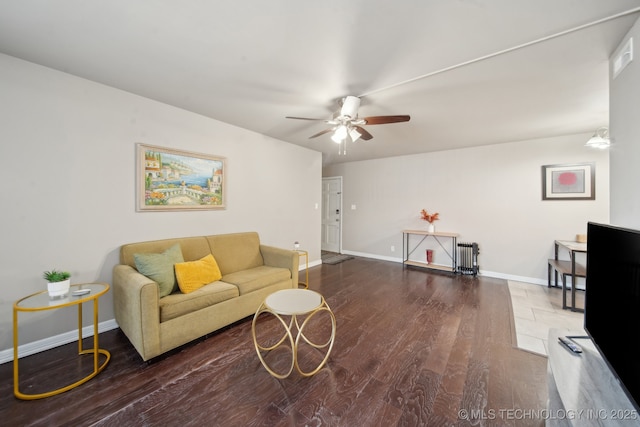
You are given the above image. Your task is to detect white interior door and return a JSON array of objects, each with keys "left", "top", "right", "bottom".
[{"left": 321, "top": 177, "right": 342, "bottom": 253}]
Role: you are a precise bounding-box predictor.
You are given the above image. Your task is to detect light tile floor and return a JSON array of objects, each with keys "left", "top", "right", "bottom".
[{"left": 508, "top": 280, "right": 584, "bottom": 356}]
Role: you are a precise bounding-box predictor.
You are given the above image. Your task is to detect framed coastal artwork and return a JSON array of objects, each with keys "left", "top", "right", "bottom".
[
  {"left": 541, "top": 162, "right": 595, "bottom": 201},
  {"left": 136, "top": 143, "right": 226, "bottom": 211}
]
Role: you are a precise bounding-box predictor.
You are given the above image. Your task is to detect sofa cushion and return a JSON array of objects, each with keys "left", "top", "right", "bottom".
[
  {"left": 175, "top": 254, "right": 222, "bottom": 294},
  {"left": 121, "top": 237, "right": 212, "bottom": 267},
  {"left": 206, "top": 232, "right": 264, "bottom": 275},
  {"left": 158, "top": 282, "right": 240, "bottom": 322},
  {"left": 222, "top": 266, "right": 291, "bottom": 295},
  {"left": 134, "top": 244, "right": 184, "bottom": 297}
]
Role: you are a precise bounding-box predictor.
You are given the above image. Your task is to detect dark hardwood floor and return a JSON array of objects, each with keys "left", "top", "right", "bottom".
[{"left": 1, "top": 257, "right": 548, "bottom": 426}]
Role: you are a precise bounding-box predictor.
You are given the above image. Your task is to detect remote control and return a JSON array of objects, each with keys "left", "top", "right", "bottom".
[
  {"left": 72, "top": 289, "right": 91, "bottom": 296},
  {"left": 558, "top": 336, "right": 582, "bottom": 353}
]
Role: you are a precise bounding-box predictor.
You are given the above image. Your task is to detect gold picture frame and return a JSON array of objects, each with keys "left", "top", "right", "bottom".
[{"left": 136, "top": 143, "right": 226, "bottom": 211}]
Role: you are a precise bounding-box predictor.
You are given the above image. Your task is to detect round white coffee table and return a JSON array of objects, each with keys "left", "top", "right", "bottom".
[{"left": 252, "top": 289, "right": 336, "bottom": 378}]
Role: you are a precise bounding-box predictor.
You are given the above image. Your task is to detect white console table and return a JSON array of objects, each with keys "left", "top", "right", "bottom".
[{"left": 547, "top": 329, "right": 637, "bottom": 426}]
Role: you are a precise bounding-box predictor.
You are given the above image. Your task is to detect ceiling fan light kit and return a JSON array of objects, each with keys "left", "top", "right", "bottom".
[
  {"left": 349, "top": 127, "right": 362, "bottom": 142},
  {"left": 330, "top": 125, "right": 362, "bottom": 143},
  {"left": 331, "top": 125, "right": 348, "bottom": 143},
  {"left": 286, "top": 95, "right": 410, "bottom": 155}
]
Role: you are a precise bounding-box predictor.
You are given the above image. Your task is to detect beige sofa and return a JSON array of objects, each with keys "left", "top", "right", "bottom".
[{"left": 113, "top": 232, "right": 298, "bottom": 361}]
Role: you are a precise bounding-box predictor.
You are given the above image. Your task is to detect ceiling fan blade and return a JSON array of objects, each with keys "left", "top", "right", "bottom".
[
  {"left": 363, "top": 115, "right": 410, "bottom": 125},
  {"left": 354, "top": 126, "right": 373, "bottom": 141},
  {"left": 309, "top": 128, "right": 335, "bottom": 139},
  {"left": 286, "top": 116, "right": 326, "bottom": 121}
]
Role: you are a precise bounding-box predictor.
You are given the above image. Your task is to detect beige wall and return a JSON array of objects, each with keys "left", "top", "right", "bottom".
[
  {"left": 0, "top": 53, "right": 322, "bottom": 355},
  {"left": 610, "top": 16, "right": 640, "bottom": 229},
  {"left": 324, "top": 134, "right": 609, "bottom": 282}
]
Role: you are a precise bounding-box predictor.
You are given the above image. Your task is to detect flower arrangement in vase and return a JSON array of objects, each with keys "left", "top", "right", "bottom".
[{"left": 420, "top": 209, "right": 439, "bottom": 233}]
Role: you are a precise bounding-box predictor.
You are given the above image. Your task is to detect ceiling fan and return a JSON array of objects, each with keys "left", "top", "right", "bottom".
[{"left": 286, "top": 96, "right": 410, "bottom": 154}]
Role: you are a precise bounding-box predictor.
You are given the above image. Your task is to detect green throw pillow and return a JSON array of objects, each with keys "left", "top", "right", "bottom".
[{"left": 134, "top": 244, "right": 184, "bottom": 297}]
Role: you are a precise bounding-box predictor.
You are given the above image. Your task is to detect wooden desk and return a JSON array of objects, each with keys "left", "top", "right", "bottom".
[{"left": 548, "top": 240, "right": 587, "bottom": 312}]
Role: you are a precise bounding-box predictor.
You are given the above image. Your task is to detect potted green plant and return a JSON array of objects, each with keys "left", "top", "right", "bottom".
[{"left": 43, "top": 269, "right": 71, "bottom": 298}]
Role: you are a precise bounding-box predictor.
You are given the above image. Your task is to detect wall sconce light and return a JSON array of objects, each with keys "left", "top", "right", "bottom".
[{"left": 585, "top": 127, "right": 610, "bottom": 149}]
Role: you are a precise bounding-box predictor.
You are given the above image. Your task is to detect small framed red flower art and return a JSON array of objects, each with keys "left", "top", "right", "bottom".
[{"left": 542, "top": 162, "right": 595, "bottom": 201}]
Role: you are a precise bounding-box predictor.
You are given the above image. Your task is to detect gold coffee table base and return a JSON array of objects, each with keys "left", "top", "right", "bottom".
[{"left": 252, "top": 289, "right": 336, "bottom": 379}]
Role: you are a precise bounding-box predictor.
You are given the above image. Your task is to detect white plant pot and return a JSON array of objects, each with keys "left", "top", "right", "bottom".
[{"left": 47, "top": 279, "right": 71, "bottom": 298}]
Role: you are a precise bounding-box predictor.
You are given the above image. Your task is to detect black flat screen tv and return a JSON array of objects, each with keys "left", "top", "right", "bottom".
[{"left": 585, "top": 222, "right": 640, "bottom": 410}]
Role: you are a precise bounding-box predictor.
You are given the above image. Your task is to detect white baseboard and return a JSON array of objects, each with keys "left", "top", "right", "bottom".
[
  {"left": 341, "top": 250, "right": 403, "bottom": 263},
  {"left": 480, "top": 270, "right": 547, "bottom": 286},
  {"left": 0, "top": 319, "right": 119, "bottom": 365},
  {"left": 340, "top": 250, "right": 546, "bottom": 286},
  {"left": 304, "top": 259, "right": 322, "bottom": 269}
]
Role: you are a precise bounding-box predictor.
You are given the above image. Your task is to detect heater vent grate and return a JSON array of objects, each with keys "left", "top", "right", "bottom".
[{"left": 457, "top": 242, "right": 479, "bottom": 276}]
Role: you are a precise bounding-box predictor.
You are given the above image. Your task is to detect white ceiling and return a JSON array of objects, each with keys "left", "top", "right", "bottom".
[{"left": 1, "top": 1, "right": 639, "bottom": 165}]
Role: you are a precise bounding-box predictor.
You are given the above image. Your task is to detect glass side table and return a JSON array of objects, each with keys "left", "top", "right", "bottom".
[
  {"left": 13, "top": 283, "right": 111, "bottom": 400},
  {"left": 295, "top": 249, "right": 309, "bottom": 289}
]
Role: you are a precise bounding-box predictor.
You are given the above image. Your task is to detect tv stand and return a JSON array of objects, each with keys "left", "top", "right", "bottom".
[{"left": 547, "top": 329, "right": 637, "bottom": 426}]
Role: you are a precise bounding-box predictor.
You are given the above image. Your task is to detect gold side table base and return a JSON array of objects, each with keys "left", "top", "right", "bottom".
[
  {"left": 13, "top": 283, "right": 111, "bottom": 400},
  {"left": 252, "top": 297, "right": 335, "bottom": 379},
  {"left": 295, "top": 250, "right": 309, "bottom": 289},
  {"left": 14, "top": 349, "right": 111, "bottom": 400}
]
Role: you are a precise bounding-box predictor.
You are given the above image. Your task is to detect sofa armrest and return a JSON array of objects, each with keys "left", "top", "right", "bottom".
[
  {"left": 112, "top": 264, "right": 162, "bottom": 361},
  {"left": 260, "top": 245, "right": 299, "bottom": 288}
]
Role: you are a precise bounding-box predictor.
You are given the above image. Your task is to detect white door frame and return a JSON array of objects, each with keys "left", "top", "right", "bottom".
[{"left": 321, "top": 176, "right": 342, "bottom": 253}]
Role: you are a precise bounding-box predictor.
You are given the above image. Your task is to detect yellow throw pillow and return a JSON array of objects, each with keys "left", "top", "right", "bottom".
[{"left": 175, "top": 254, "right": 222, "bottom": 294}]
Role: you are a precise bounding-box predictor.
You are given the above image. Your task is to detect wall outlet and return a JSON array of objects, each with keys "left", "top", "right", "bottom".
[
  {"left": 391, "top": 245, "right": 395, "bottom": 252},
  {"left": 351, "top": 204, "right": 356, "bottom": 210}
]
